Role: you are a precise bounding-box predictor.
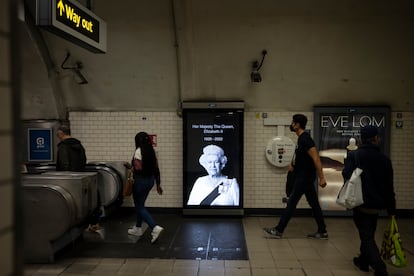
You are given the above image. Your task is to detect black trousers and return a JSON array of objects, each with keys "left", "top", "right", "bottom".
[
  {"left": 353, "top": 208, "right": 387, "bottom": 275},
  {"left": 276, "top": 177, "right": 326, "bottom": 234}
]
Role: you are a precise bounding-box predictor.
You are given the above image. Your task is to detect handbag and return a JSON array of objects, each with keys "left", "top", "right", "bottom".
[
  {"left": 380, "top": 216, "right": 407, "bottom": 267},
  {"left": 123, "top": 169, "right": 134, "bottom": 197},
  {"left": 337, "top": 151, "right": 364, "bottom": 209},
  {"left": 132, "top": 158, "right": 142, "bottom": 171}
]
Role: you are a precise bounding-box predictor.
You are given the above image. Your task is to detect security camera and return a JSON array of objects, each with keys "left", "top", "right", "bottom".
[
  {"left": 250, "top": 50, "right": 267, "bottom": 83},
  {"left": 251, "top": 70, "right": 262, "bottom": 82}
]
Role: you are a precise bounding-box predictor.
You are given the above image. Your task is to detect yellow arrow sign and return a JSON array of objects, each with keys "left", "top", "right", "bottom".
[{"left": 57, "top": 0, "right": 64, "bottom": 16}]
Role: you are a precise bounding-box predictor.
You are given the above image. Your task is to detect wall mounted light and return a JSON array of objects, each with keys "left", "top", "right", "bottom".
[
  {"left": 61, "top": 52, "right": 88, "bottom": 85},
  {"left": 251, "top": 50, "right": 267, "bottom": 83}
]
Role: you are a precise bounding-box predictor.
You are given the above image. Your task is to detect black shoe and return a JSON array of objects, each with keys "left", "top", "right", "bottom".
[
  {"left": 353, "top": 257, "right": 369, "bottom": 272},
  {"left": 263, "top": 227, "right": 283, "bottom": 238},
  {"left": 307, "top": 232, "right": 328, "bottom": 240}
]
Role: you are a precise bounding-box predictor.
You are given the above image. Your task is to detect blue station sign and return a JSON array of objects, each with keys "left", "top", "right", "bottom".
[
  {"left": 28, "top": 128, "right": 53, "bottom": 162},
  {"left": 36, "top": 0, "right": 107, "bottom": 53}
]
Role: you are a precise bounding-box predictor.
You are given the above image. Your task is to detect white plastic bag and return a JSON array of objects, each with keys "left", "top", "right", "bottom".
[{"left": 336, "top": 167, "right": 364, "bottom": 209}]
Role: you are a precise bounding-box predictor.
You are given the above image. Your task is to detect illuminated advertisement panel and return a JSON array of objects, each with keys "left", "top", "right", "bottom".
[
  {"left": 313, "top": 106, "right": 390, "bottom": 211},
  {"left": 182, "top": 102, "right": 244, "bottom": 216}
]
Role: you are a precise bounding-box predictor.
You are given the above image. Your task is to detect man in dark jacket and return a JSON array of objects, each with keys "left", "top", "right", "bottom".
[
  {"left": 342, "top": 125, "right": 396, "bottom": 276},
  {"left": 56, "top": 125, "right": 86, "bottom": 171},
  {"left": 56, "top": 125, "right": 103, "bottom": 234}
]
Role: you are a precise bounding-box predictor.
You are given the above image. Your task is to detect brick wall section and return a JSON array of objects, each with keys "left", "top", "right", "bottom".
[{"left": 70, "top": 111, "right": 414, "bottom": 210}]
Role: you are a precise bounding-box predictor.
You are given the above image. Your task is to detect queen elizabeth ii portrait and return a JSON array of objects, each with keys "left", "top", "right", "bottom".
[{"left": 187, "top": 144, "right": 240, "bottom": 206}]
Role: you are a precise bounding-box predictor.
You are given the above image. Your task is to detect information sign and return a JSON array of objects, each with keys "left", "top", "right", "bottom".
[
  {"left": 28, "top": 128, "right": 53, "bottom": 162},
  {"left": 36, "top": 0, "right": 107, "bottom": 53}
]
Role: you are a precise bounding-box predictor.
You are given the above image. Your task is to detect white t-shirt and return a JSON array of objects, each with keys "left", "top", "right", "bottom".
[{"left": 134, "top": 148, "right": 142, "bottom": 160}]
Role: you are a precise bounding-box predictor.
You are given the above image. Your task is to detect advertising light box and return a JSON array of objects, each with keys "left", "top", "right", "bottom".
[
  {"left": 313, "top": 106, "right": 390, "bottom": 212},
  {"left": 182, "top": 102, "right": 244, "bottom": 216}
]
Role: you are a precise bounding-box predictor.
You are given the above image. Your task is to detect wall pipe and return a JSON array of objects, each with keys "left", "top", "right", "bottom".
[{"left": 171, "top": 0, "right": 183, "bottom": 117}]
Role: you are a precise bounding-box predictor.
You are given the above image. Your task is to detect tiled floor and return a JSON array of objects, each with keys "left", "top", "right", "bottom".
[{"left": 25, "top": 215, "right": 414, "bottom": 275}]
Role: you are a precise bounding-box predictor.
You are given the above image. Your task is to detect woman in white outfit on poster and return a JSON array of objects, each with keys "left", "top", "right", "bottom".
[{"left": 187, "top": 145, "right": 240, "bottom": 206}]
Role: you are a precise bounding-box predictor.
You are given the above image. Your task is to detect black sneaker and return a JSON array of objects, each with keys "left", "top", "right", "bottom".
[
  {"left": 353, "top": 256, "right": 369, "bottom": 272},
  {"left": 263, "top": 227, "right": 283, "bottom": 238},
  {"left": 307, "top": 232, "right": 328, "bottom": 240}
]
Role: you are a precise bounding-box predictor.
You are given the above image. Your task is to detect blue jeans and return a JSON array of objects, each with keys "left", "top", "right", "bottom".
[
  {"left": 132, "top": 175, "right": 156, "bottom": 229},
  {"left": 276, "top": 176, "right": 326, "bottom": 234},
  {"left": 353, "top": 208, "right": 387, "bottom": 275}
]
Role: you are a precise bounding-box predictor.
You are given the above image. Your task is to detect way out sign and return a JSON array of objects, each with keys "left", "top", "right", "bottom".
[{"left": 36, "top": 0, "right": 107, "bottom": 53}]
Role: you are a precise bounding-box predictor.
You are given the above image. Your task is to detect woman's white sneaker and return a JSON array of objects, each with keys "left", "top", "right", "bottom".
[
  {"left": 151, "top": 225, "right": 164, "bottom": 243},
  {"left": 127, "top": 226, "right": 142, "bottom": 236}
]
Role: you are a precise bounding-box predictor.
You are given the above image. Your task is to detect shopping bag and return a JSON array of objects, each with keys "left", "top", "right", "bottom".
[
  {"left": 336, "top": 167, "right": 364, "bottom": 209},
  {"left": 123, "top": 169, "right": 134, "bottom": 197},
  {"left": 380, "top": 216, "right": 407, "bottom": 267}
]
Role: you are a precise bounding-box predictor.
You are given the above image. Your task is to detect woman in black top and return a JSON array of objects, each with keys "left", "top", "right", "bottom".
[{"left": 127, "top": 132, "right": 164, "bottom": 243}]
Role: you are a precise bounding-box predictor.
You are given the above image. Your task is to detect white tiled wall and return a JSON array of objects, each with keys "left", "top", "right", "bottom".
[
  {"left": 243, "top": 111, "right": 309, "bottom": 209},
  {"left": 70, "top": 111, "right": 183, "bottom": 207},
  {"left": 390, "top": 112, "right": 414, "bottom": 209},
  {"left": 70, "top": 111, "right": 414, "bottom": 210}
]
